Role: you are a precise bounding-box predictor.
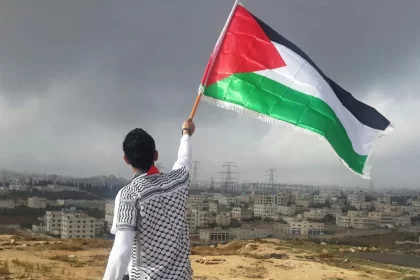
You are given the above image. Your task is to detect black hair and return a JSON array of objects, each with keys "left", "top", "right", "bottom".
[{"left": 122, "top": 128, "right": 156, "bottom": 171}]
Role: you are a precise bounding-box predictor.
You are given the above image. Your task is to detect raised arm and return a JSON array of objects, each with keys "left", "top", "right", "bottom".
[{"left": 172, "top": 118, "right": 195, "bottom": 170}]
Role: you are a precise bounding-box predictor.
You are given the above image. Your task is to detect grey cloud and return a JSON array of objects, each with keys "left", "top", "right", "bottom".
[{"left": 0, "top": 0, "right": 419, "bottom": 187}]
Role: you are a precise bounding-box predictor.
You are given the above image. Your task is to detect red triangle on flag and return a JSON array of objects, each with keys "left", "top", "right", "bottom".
[{"left": 202, "top": 5, "right": 286, "bottom": 87}]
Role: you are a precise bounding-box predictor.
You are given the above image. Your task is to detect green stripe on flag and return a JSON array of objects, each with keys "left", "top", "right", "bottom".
[{"left": 203, "top": 72, "right": 367, "bottom": 174}]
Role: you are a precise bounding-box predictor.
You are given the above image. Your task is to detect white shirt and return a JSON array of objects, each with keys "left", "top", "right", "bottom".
[{"left": 103, "top": 134, "right": 192, "bottom": 280}]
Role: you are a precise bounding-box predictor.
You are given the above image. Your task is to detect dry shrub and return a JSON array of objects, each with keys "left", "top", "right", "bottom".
[{"left": 0, "top": 260, "right": 9, "bottom": 276}]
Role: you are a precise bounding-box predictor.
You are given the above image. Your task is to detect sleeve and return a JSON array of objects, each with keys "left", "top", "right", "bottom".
[
  {"left": 103, "top": 229, "right": 135, "bottom": 280},
  {"left": 172, "top": 134, "right": 192, "bottom": 171},
  {"left": 113, "top": 188, "right": 138, "bottom": 232},
  {"left": 110, "top": 190, "right": 121, "bottom": 235}
]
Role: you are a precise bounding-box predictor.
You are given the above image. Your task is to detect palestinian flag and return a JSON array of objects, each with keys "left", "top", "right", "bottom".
[{"left": 199, "top": 2, "right": 393, "bottom": 179}]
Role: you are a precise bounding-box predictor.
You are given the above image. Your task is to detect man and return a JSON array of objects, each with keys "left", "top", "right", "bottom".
[{"left": 103, "top": 118, "right": 195, "bottom": 280}]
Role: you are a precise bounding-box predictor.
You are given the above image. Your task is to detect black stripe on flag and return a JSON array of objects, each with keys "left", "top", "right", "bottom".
[{"left": 252, "top": 14, "right": 391, "bottom": 131}]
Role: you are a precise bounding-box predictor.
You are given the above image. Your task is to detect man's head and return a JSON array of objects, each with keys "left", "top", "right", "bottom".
[{"left": 122, "top": 128, "right": 158, "bottom": 172}]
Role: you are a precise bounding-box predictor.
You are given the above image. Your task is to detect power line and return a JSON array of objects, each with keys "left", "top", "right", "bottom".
[{"left": 220, "top": 161, "right": 239, "bottom": 192}]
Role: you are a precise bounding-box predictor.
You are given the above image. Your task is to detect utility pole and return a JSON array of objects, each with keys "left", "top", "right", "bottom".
[
  {"left": 266, "top": 168, "right": 277, "bottom": 194},
  {"left": 210, "top": 176, "right": 215, "bottom": 190},
  {"left": 220, "top": 161, "right": 239, "bottom": 192},
  {"left": 191, "top": 161, "right": 200, "bottom": 188}
]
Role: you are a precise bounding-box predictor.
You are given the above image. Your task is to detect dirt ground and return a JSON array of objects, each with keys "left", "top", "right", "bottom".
[{"left": 0, "top": 235, "right": 419, "bottom": 280}]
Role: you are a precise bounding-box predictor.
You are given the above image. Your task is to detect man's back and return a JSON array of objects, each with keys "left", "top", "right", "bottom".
[
  {"left": 118, "top": 167, "right": 192, "bottom": 279},
  {"left": 104, "top": 121, "right": 194, "bottom": 280}
]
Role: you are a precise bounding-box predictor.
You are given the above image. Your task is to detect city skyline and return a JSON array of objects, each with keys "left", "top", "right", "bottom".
[{"left": 1, "top": 1, "right": 419, "bottom": 187}]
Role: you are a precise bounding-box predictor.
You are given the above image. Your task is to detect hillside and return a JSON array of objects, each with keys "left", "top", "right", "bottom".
[{"left": 0, "top": 235, "right": 420, "bottom": 280}]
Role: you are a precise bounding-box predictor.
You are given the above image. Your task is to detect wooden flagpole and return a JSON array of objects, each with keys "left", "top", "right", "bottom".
[{"left": 189, "top": 0, "right": 240, "bottom": 119}]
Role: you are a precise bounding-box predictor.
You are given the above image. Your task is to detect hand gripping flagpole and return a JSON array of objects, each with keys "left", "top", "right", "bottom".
[{"left": 189, "top": 0, "right": 240, "bottom": 119}]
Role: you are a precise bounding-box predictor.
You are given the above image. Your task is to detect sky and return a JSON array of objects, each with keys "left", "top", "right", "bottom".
[{"left": 0, "top": 0, "right": 419, "bottom": 188}]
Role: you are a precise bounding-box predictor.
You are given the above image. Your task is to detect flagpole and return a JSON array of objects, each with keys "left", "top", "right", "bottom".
[{"left": 189, "top": 0, "right": 240, "bottom": 119}]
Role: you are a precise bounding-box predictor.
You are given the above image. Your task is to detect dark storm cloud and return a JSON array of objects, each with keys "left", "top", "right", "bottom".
[{"left": 0, "top": 0, "right": 418, "bottom": 187}]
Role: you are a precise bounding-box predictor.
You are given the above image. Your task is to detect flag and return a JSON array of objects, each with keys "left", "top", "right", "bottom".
[{"left": 199, "top": 2, "right": 393, "bottom": 179}]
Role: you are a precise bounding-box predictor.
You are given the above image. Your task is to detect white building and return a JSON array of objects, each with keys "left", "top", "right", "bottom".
[
  {"left": 61, "top": 208, "right": 99, "bottom": 238},
  {"left": 254, "top": 204, "right": 277, "bottom": 218},
  {"left": 347, "top": 193, "right": 366, "bottom": 207},
  {"left": 45, "top": 210, "right": 63, "bottom": 235},
  {"left": 0, "top": 199, "right": 14, "bottom": 209},
  {"left": 188, "top": 195, "right": 204, "bottom": 204},
  {"left": 28, "top": 197, "right": 47, "bottom": 208},
  {"left": 218, "top": 196, "right": 237, "bottom": 206},
  {"left": 303, "top": 208, "right": 328, "bottom": 220},
  {"left": 351, "top": 217, "right": 376, "bottom": 229},
  {"left": 336, "top": 215, "right": 351, "bottom": 228},
  {"left": 186, "top": 209, "right": 209, "bottom": 231},
  {"left": 104, "top": 200, "right": 115, "bottom": 230},
  {"left": 295, "top": 199, "right": 312, "bottom": 208},
  {"left": 216, "top": 213, "right": 231, "bottom": 226},
  {"left": 275, "top": 221, "right": 324, "bottom": 235},
  {"left": 208, "top": 201, "right": 226, "bottom": 213}
]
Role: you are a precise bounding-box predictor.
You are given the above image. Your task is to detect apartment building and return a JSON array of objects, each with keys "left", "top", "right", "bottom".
[
  {"left": 395, "top": 216, "right": 411, "bottom": 227},
  {"left": 276, "top": 192, "right": 291, "bottom": 206},
  {"left": 231, "top": 207, "right": 253, "bottom": 221},
  {"left": 347, "top": 193, "right": 366, "bottom": 207},
  {"left": 218, "top": 196, "right": 237, "bottom": 206},
  {"left": 314, "top": 194, "right": 329, "bottom": 204},
  {"left": 336, "top": 215, "right": 351, "bottom": 228},
  {"left": 368, "top": 212, "right": 395, "bottom": 224},
  {"left": 28, "top": 197, "right": 47, "bottom": 208},
  {"left": 347, "top": 210, "right": 368, "bottom": 217},
  {"left": 186, "top": 209, "right": 209, "bottom": 232},
  {"left": 216, "top": 213, "right": 231, "bottom": 226},
  {"left": 351, "top": 217, "right": 376, "bottom": 229},
  {"left": 188, "top": 195, "right": 205, "bottom": 204},
  {"left": 254, "top": 195, "right": 276, "bottom": 205},
  {"left": 278, "top": 205, "right": 296, "bottom": 216},
  {"left": 320, "top": 188, "right": 342, "bottom": 198},
  {"left": 45, "top": 210, "right": 63, "bottom": 235},
  {"left": 188, "top": 201, "right": 208, "bottom": 211},
  {"left": 61, "top": 209, "right": 97, "bottom": 238},
  {"left": 295, "top": 199, "right": 312, "bottom": 208},
  {"left": 254, "top": 204, "right": 277, "bottom": 218},
  {"left": 0, "top": 199, "right": 14, "bottom": 209},
  {"left": 303, "top": 208, "right": 328, "bottom": 220},
  {"left": 208, "top": 201, "right": 226, "bottom": 213},
  {"left": 275, "top": 221, "right": 324, "bottom": 235},
  {"left": 236, "top": 195, "right": 252, "bottom": 203}
]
